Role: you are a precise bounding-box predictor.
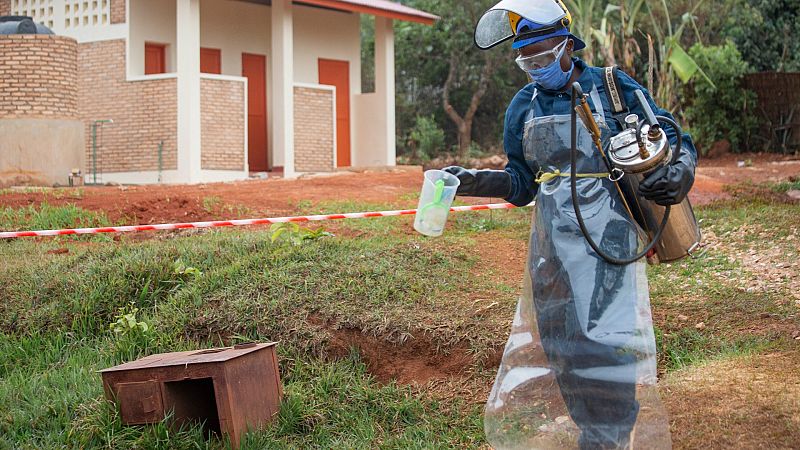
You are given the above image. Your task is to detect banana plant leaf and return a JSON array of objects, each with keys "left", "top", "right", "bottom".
[{"left": 667, "top": 39, "right": 716, "bottom": 89}]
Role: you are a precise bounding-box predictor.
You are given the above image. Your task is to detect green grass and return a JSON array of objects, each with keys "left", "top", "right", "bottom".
[
  {"left": 648, "top": 194, "right": 800, "bottom": 372},
  {"left": 0, "top": 187, "right": 86, "bottom": 201},
  {"left": 0, "top": 203, "right": 506, "bottom": 449},
  {"left": 0, "top": 203, "right": 110, "bottom": 231},
  {"left": 295, "top": 198, "right": 532, "bottom": 240},
  {"left": 768, "top": 179, "right": 800, "bottom": 193},
  {"left": 654, "top": 326, "right": 777, "bottom": 372},
  {"left": 0, "top": 333, "right": 483, "bottom": 449},
  {"left": 0, "top": 193, "right": 797, "bottom": 449}
]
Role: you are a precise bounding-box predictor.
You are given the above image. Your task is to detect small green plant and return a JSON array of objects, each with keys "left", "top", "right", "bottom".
[
  {"left": 295, "top": 199, "right": 313, "bottom": 211},
  {"left": 467, "top": 141, "right": 487, "bottom": 159},
  {"left": 161, "top": 260, "right": 204, "bottom": 293},
  {"left": 202, "top": 196, "right": 223, "bottom": 214},
  {"left": 770, "top": 180, "right": 800, "bottom": 193},
  {"left": 225, "top": 203, "right": 252, "bottom": 218},
  {"left": 173, "top": 260, "right": 203, "bottom": 279},
  {"left": 468, "top": 218, "right": 502, "bottom": 233},
  {"left": 110, "top": 304, "right": 150, "bottom": 335},
  {"left": 270, "top": 223, "right": 334, "bottom": 246},
  {"left": 109, "top": 303, "right": 153, "bottom": 361}
]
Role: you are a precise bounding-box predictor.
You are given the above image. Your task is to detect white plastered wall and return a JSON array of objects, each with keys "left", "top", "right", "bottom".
[
  {"left": 128, "top": 0, "right": 177, "bottom": 77},
  {"left": 199, "top": 0, "right": 271, "bottom": 77},
  {"left": 352, "top": 15, "right": 395, "bottom": 167},
  {"left": 199, "top": 0, "right": 270, "bottom": 167}
]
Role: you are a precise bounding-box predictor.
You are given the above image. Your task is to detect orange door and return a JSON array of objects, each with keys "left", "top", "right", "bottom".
[
  {"left": 242, "top": 53, "right": 268, "bottom": 172},
  {"left": 200, "top": 47, "right": 221, "bottom": 74},
  {"left": 145, "top": 43, "right": 166, "bottom": 75},
  {"left": 318, "top": 59, "right": 351, "bottom": 167}
]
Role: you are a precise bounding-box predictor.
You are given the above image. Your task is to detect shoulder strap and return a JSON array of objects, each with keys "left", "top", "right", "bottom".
[
  {"left": 603, "top": 66, "right": 627, "bottom": 114},
  {"left": 602, "top": 66, "right": 630, "bottom": 128}
]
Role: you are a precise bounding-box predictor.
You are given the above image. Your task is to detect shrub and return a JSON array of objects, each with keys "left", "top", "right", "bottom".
[
  {"left": 408, "top": 115, "right": 446, "bottom": 163},
  {"left": 683, "top": 42, "right": 761, "bottom": 154}
]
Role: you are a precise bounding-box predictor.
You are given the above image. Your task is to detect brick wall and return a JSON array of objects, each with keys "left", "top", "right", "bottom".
[
  {"left": 0, "top": 35, "right": 78, "bottom": 119},
  {"left": 0, "top": 0, "right": 10, "bottom": 16},
  {"left": 201, "top": 77, "right": 245, "bottom": 170},
  {"left": 78, "top": 39, "right": 178, "bottom": 174},
  {"left": 111, "top": 0, "right": 126, "bottom": 24},
  {"left": 294, "top": 86, "right": 334, "bottom": 172}
]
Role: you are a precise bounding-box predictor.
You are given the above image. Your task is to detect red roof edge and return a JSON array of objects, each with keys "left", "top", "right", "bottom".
[{"left": 297, "top": 0, "right": 439, "bottom": 25}]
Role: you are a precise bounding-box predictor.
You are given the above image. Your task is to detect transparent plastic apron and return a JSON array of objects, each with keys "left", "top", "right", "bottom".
[{"left": 484, "top": 86, "right": 671, "bottom": 450}]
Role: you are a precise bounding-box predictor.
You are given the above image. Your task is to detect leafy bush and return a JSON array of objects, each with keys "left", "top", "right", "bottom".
[
  {"left": 720, "top": 0, "right": 800, "bottom": 72},
  {"left": 408, "top": 115, "right": 446, "bottom": 163},
  {"left": 683, "top": 42, "right": 761, "bottom": 154}
]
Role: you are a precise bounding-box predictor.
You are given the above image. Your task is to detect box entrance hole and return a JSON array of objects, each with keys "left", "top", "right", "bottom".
[{"left": 163, "top": 378, "right": 221, "bottom": 437}]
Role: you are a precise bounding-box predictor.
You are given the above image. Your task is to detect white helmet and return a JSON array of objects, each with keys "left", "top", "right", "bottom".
[{"left": 474, "top": 0, "right": 580, "bottom": 50}]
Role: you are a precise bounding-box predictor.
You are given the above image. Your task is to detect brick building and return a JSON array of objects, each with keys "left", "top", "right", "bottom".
[
  {"left": 0, "top": 31, "right": 85, "bottom": 187},
  {"left": 0, "top": 0, "right": 436, "bottom": 183}
]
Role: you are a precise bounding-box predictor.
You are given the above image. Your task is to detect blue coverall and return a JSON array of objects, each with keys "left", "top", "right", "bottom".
[{"left": 502, "top": 58, "right": 697, "bottom": 207}]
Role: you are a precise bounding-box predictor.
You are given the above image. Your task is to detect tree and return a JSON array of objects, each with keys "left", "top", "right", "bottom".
[
  {"left": 721, "top": 0, "right": 800, "bottom": 72},
  {"left": 442, "top": 47, "right": 505, "bottom": 158},
  {"left": 395, "top": 0, "right": 525, "bottom": 160}
]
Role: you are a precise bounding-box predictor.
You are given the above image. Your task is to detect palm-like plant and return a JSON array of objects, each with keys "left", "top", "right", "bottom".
[
  {"left": 570, "top": 0, "right": 714, "bottom": 111},
  {"left": 645, "top": 0, "right": 714, "bottom": 110},
  {"left": 564, "top": 0, "right": 600, "bottom": 65},
  {"left": 591, "top": 0, "right": 646, "bottom": 71}
]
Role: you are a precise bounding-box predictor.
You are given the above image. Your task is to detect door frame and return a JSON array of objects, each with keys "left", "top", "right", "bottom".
[
  {"left": 318, "top": 58, "right": 351, "bottom": 168},
  {"left": 242, "top": 52, "right": 269, "bottom": 172}
]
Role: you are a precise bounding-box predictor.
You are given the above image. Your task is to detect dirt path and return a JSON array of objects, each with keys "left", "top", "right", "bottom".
[
  {"left": 693, "top": 153, "right": 800, "bottom": 204},
  {"left": 0, "top": 168, "right": 423, "bottom": 224},
  {"left": 2, "top": 154, "right": 799, "bottom": 226},
  {"left": 664, "top": 352, "right": 800, "bottom": 449}
]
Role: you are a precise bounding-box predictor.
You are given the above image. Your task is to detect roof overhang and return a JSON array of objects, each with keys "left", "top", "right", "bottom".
[{"left": 296, "top": 0, "right": 438, "bottom": 25}]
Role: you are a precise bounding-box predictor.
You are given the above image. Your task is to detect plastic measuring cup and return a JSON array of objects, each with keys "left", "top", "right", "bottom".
[{"left": 413, "top": 170, "right": 460, "bottom": 237}]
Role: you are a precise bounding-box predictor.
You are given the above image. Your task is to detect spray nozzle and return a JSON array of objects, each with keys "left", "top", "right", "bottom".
[
  {"left": 633, "top": 90, "right": 664, "bottom": 159},
  {"left": 634, "top": 90, "right": 662, "bottom": 139}
]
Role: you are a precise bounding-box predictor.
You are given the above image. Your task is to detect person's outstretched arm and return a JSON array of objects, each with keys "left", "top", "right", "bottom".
[{"left": 443, "top": 86, "right": 539, "bottom": 207}]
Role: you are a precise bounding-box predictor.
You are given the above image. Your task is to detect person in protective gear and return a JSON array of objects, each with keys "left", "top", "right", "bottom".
[{"left": 446, "top": 1, "right": 697, "bottom": 449}]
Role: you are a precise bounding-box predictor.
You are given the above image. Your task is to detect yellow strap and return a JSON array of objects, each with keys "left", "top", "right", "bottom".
[{"left": 535, "top": 169, "right": 610, "bottom": 184}]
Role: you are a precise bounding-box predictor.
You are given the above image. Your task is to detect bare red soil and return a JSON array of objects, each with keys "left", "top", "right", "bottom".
[{"left": 2, "top": 154, "right": 798, "bottom": 226}]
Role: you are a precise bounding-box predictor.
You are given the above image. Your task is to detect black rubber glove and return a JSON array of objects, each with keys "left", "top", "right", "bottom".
[
  {"left": 442, "top": 166, "right": 512, "bottom": 198},
  {"left": 638, "top": 147, "right": 696, "bottom": 206}
]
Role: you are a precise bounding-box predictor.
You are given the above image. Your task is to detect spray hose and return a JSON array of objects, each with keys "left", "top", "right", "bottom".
[{"left": 569, "top": 83, "right": 682, "bottom": 266}]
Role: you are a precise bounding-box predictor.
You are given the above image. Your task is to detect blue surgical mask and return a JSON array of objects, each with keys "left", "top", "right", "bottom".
[{"left": 528, "top": 43, "right": 574, "bottom": 91}]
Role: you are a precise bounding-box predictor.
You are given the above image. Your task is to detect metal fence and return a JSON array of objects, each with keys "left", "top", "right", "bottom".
[{"left": 744, "top": 72, "right": 800, "bottom": 152}]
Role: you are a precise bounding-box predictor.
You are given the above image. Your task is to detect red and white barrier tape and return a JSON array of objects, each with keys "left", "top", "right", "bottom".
[{"left": 0, "top": 203, "right": 521, "bottom": 239}]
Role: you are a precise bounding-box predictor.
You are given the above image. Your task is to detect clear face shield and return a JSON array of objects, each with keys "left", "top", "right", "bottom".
[{"left": 474, "top": 0, "right": 567, "bottom": 50}]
